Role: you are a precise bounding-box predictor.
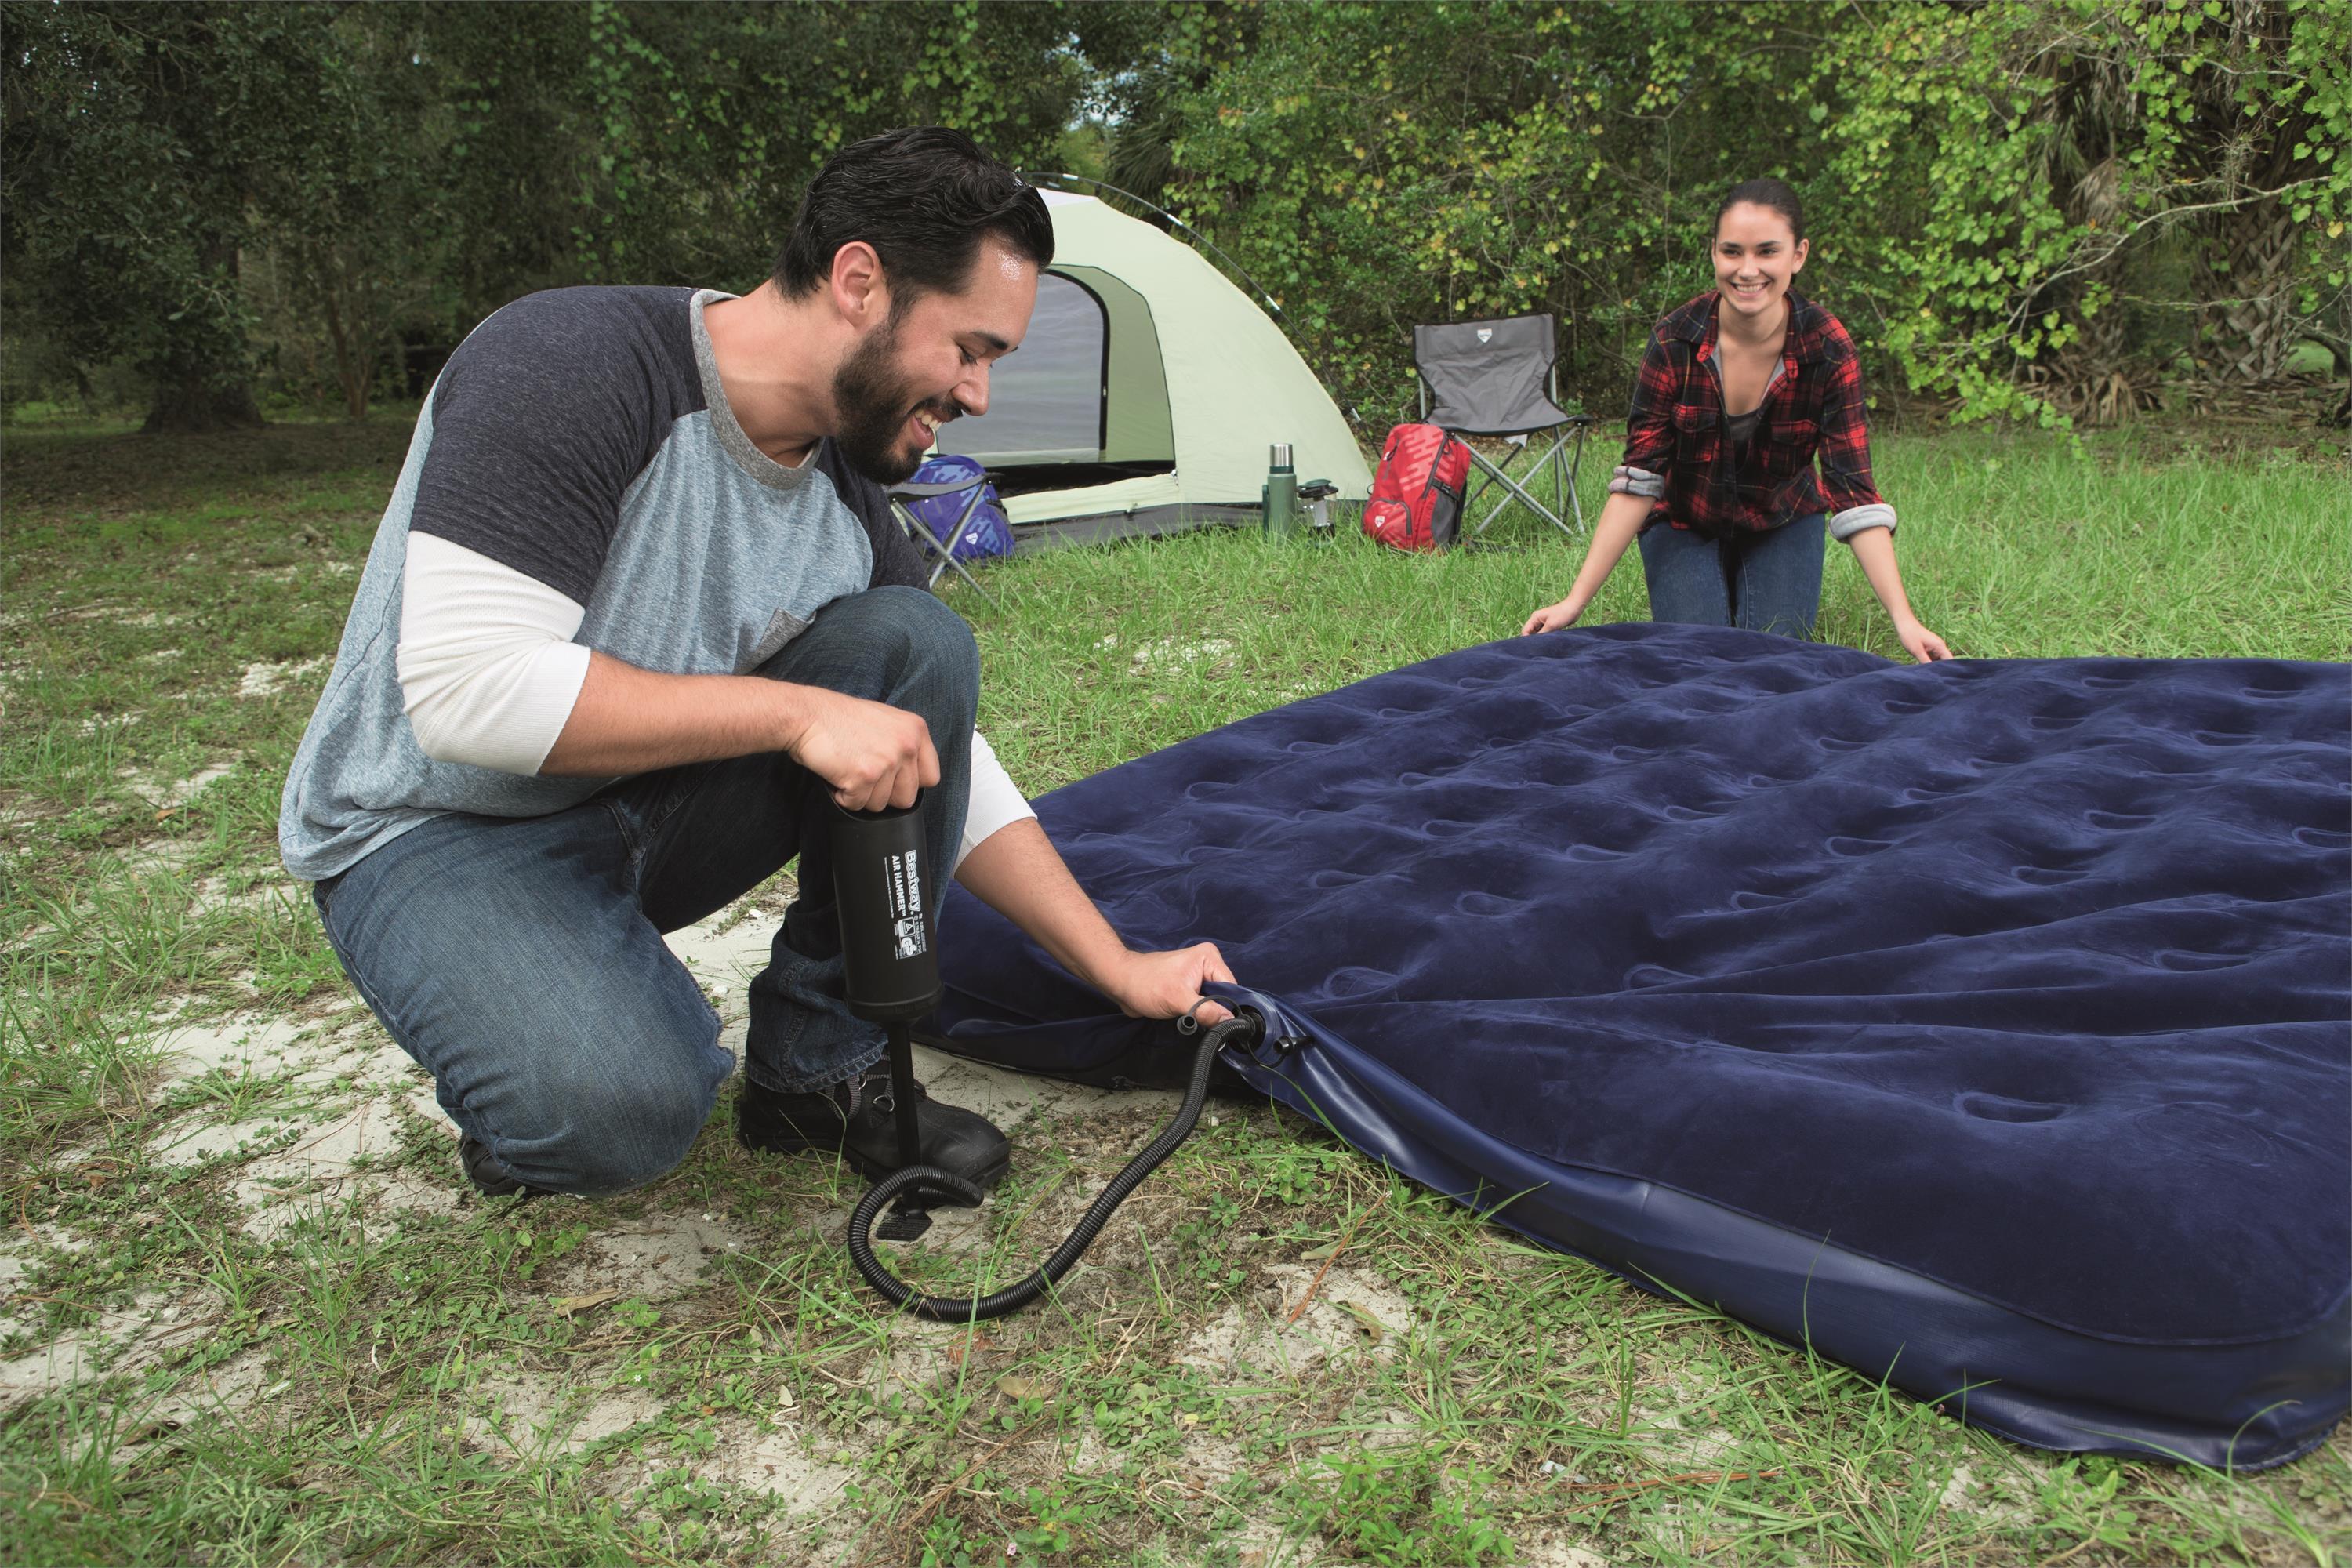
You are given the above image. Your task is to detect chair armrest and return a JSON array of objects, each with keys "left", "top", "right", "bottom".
[
  {"left": 886, "top": 478, "right": 989, "bottom": 500},
  {"left": 1563, "top": 414, "right": 1598, "bottom": 429}
]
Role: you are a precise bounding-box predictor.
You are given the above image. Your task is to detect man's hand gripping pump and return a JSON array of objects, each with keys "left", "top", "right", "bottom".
[{"left": 831, "top": 795, "right": 1261, "bottom": 1322}]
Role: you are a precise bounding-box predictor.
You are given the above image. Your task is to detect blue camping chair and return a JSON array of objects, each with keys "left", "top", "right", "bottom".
[{"left": 887, "top": 456, "right": 1013, "bottom": 609}]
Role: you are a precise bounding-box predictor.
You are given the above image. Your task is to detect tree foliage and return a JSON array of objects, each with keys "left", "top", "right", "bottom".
[
  {"left": 1152, "top": 0, "right": 2349, "bottom": 425},
  {"left": 1811, "top": 0, "right": 2352, "bottom": 423},
  {"left": 2, "top": 1, "right": 1087, "bottom": 425},
  {"left": 1, "top": 2, "right": 348, "bottom": 430},
  {"left": 1156, "top": 2, "right": 1823, "bottom": 423},
  {"left": 2, "top": 0, "right": 2343, "bottom": 430}
]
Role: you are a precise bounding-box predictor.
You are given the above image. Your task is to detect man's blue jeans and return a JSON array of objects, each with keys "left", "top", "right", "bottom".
[
  {"left": 312, "top": 586, "right": 978, "bottom": 1196},
  {"left": 1637, "top": 513, "right": 1827, "bottom": 638}
]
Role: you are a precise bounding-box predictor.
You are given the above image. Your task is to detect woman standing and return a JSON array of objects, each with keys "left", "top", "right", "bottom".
[{"left": 1522, "top": 180, "right": 1950, "bottom": 662}]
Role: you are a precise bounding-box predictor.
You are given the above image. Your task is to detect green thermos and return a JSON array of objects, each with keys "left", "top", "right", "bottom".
[{"left": 1261, "top": 442, "right": 1299, "bottom": 537}]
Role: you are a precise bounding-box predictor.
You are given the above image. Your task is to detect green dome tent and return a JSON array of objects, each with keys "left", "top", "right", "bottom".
[{"left": 934, "top": 190, "right": 1372, "bottom": 549}]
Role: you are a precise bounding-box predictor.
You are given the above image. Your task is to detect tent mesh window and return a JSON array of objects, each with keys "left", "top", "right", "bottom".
[{"left": 937, "top": 273, "right": 1106, "bottom": 466}]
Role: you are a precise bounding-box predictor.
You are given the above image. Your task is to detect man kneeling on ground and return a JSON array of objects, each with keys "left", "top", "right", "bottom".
[{"left": 278, "top": 128, "right": 1232, "bottom": 1199}]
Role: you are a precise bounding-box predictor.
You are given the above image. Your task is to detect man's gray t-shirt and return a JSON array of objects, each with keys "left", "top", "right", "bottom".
[{"left": 279, "top": 285, "right": 929, "bottom": 883}]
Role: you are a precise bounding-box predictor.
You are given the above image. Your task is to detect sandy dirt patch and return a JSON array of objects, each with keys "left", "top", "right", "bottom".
[
  {"left": 155, "top": 1013, "right": 309, "bottom": 1083},
  {"left": 662, "top": 914, "right": 777, "bottom": 1004},
  {"left": 700, "top": 1415, "right": 860, "bottom": 1507},
  {"left": 146, "top": 1015, "right": 462, "bottom": 1230},
  {"left": 0, "top": 1290, "right": 218, "bottom": 1406},
  {"left": 1181, "top": 1265, "right": 1415, "bottom": 1381},
  {"left": 126, "top": 1348, "right": 275, "bottom": 1436},
  {"left": 118, "top": 837, "right": 204, "bottom": 878},
  {"left": 910, "top": 1046, "right": 1167, "bottom": 1139},
  {"left": 568, "top": 1211, "right": 756, "bottom": 1301},
  {"left": 118, "top": 758, "right": 237, "bottom": 811},
  {"left": 236, "top": 657, "right": 329, "bottom": 699},
  {"left": 1095, "top": 633, "right": 1236, "bottom": 671},
  {"left": 188, "top": 869, "right": 305, "bottom": 916},
  {"left": 230, "top": 1098, "right": 458, "bottom": 1238},
  {"left": 152, "top": 1112, "right": 303, "bottom": 1167},
  {"left": 474, "top": 1371, "right": 666, "bottom": 1459}
]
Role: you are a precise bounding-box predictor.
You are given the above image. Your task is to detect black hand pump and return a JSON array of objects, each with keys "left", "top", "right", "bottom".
[
  {"left": 829, "top": 795, "right": 950, "bottom": 1243},
  {"left": 830, "top": 794, "right": 1259, "bottom": 1322}
]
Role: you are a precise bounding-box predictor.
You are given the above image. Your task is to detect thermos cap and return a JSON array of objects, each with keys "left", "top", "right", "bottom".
[{"left": 1269, "top": 442, "right": 1294, "bottom": 469}]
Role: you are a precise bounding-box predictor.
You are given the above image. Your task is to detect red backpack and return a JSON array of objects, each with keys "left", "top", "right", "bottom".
[{"left": 1363, "top": 423, "right": 1472, "bottom": 552}]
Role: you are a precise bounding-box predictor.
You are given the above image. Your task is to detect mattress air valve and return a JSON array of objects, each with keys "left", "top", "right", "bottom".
[{"left": 832, "top": 797, "right": 1264, "bottom": 1322}]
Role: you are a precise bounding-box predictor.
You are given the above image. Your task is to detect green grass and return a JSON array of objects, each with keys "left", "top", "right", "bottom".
[
  {"left": 1, "top": 409, "right": 2347, "bottom": 1566},
  {"left": 970, "top": 421, "right": 2349, "bottom": 796}
]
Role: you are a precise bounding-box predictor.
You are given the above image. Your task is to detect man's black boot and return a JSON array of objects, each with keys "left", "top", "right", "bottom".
[
  {"left": 738, "top": 1061, "right": 1010, "bottom": 1192},
  {"left": 459, "top": 1133, "right": 543, "bottom": 1200}
]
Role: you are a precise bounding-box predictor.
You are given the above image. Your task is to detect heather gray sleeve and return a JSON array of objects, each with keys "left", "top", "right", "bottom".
[
  {"left": 409, "top": 288, "right": 702, "bottom": 605},
  {"left": 1828, "top": 503, "right": 1897, "bottom": 541},
  {"left": 1609, "top": 464, "right": 1665, "bottom": 499}
]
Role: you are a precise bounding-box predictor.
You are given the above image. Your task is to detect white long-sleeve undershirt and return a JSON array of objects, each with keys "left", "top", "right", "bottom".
[
  {"left": 396, "top": 532, "right": 1034, "bottom": 867},
  {"left": 397, "top": 532, "right": 594, "bottom": 775}
]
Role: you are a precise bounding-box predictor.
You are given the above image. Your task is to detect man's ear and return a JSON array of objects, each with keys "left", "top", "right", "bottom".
[{"left": 829, "top": 241, "right": 889, "bottom": 326}]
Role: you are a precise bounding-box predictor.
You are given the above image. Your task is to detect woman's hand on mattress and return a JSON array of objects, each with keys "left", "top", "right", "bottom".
[
  {"left": 1520, "top": 501, "right": 1647, "bottom": 637},
  {"left": 1100, "top": 942, "right": 1237, "bottom": 1026},
  {"left": 1896, "top": 619, "right": 1953, "bottom": 663},
  {"left": 1846, "top": 529, "right": 1951, "bottom": 666},
  {"left": 1521, "top": 598, "right": 1581, "bottom": 636}
]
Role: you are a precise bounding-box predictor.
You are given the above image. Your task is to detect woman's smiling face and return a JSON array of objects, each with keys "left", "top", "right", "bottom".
[{"left": 1713, "top": 201, "right": 1808, "bottom": 323}]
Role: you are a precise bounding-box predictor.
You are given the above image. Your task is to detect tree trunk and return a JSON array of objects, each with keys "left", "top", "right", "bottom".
[
  {"left": 317, "top": 256, "right": 373, "bottom": 421},
  {"left": 140, "top": 230, "right": 263, "bottom": 433},
  {"left": 2189, "top": 2, "right": 2305, "bottom": 385},
  {"left": 2201, "top": 200, "right": 2300, "bottom": 384}
]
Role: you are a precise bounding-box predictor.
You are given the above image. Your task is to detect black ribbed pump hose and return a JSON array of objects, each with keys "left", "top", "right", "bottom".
[{"left": 847, "top": 1012, "right": 1259, "bottom": 1322}]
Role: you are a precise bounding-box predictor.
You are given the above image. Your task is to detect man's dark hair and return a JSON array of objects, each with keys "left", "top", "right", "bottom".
[
  {"left": 1715, "top": 177, "right": 1806, "bottom": 244},
  {"left": 773, "top": 127, "right": 1054, "bottom": 311}
]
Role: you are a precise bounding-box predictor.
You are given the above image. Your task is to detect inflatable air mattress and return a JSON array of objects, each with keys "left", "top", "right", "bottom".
[{"left": 932, "top": 624, "right": 2350, "bottom": 1468}]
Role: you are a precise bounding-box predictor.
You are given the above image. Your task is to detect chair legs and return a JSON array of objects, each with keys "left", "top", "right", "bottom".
[
  {"left": 1466, "top": 425, "right": 1588, "bottom": 540},
  {"left": 891, "top": 490, "right": 1002, "bottom": 610}
]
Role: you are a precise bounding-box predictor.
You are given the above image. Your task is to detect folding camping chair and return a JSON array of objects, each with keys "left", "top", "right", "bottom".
[
  {"left": 886, "top": 474, "right": 1003, "bottom": 610},
  {"left": 1413, "top": 313, "right": 1595, "bottom": 539}
]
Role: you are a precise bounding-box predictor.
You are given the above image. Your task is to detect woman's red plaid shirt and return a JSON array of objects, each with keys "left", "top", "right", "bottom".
[{"left": 1617, "top": 291, "right": 1892, "bottom": 539}]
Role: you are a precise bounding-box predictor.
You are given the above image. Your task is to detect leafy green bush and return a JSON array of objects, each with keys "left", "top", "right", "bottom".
[{"left": 1149, "top": 0, "right": 2351, "bottom": 425}]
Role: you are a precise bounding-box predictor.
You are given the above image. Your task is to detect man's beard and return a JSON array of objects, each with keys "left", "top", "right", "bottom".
[{"left": 832, "top": 318, "right": 941, "bottom": 485}]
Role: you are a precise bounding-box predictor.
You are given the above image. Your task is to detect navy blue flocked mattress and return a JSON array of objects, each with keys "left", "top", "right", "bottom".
[{"left": 932, "top": 624, "right": 2350, "bottom": 1468}]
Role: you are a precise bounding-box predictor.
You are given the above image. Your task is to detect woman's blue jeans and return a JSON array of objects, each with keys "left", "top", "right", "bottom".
[
  {"left": 1637, "top": 513, "right": 1827, "bottom": 637},
  {"left": 311, "top": 586, "right": 978, "bottom": 1196}
]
